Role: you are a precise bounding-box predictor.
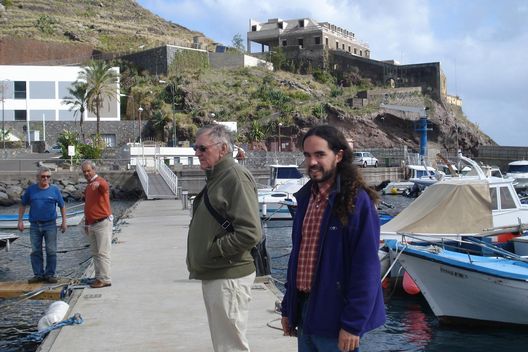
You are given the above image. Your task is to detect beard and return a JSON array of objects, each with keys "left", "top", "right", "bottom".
[{"left": 309, "top": 165, "right": 336, "bottom": 183}]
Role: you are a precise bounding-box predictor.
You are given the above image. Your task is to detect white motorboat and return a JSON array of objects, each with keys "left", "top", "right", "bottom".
[
  {"left": 386, "top": 238, "right": 528, "bottom": 326},
  {"left": 381, "top": 154, "right": 528, "bottom": 243},
  {"left": 0, "top": 210, "right": 85, "bottom": 229},
  {"left": 258, "top": 165, "right": 308, "bottom": 220},
  {"left": 506, "top": 160, "right": 528, "bottom": 190}
]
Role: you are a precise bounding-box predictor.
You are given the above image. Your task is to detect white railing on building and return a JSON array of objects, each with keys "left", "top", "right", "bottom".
[{"left": 156, "top": 158, "right": 179, "bottom": 197}]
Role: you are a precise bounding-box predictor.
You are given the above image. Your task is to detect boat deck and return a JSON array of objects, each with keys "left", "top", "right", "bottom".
[{"left": 39, "top": 199, "right": 295, "bottom": 352}]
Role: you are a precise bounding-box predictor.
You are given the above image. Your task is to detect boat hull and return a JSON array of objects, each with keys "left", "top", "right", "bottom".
[
  {"left": 0, "top": 212, "right": 84, "bottom": 229},
  {"left": 390, "top": 244, "right": 528, "bottom": 326}
]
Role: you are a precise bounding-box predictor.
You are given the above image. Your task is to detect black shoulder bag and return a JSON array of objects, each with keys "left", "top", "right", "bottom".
[{"left": 202, "top": 187, "right": 270, "bottom": 277}]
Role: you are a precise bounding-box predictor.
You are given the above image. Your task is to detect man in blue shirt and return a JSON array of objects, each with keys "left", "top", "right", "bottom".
[{"left": 18, "top": 166, "right": 67, "bottom": 283}]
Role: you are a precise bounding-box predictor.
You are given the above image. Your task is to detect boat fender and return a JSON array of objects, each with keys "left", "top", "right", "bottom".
[
  {"left": 403, "top": 271, "right": 420, "bottom": 295},
  {"left": 37, "top": 301, "right": 69, "bottom": 332}
]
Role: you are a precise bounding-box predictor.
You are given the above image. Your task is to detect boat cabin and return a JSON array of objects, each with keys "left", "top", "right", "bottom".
[{"left": 268, "top": 165, "right": 305, "bottom": 188}]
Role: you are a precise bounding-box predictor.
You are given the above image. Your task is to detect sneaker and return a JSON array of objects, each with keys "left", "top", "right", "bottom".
[
  {"left": 28, "top": 276, "right": 44, "bottom": 284},
  {"left": 45, "top": 276, "right": 59, "bottom": 284}
]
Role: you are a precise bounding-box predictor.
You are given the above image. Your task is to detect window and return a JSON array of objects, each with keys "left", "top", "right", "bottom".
[
  {"left": 14, "top": 110, "right": 27, "bottom": 121},
  {"left": 336, "top": 41, "right": 339, "bottom": 49},
  {"left": 360, "top": 50, "right": 363, "bottom": 56},
  {"left": 298, "top": 20, "right": 304, "bottom": 28},
  {"left": 314, "top": 37, "right": 321, "bottom": 45},
  {"left": 354, "top": 48, "right": 357, "bottom": 54},
  {"left": 325, "top": 37, "right": 329, "bottom": 46},
  {"left": 14, "top": 81, "right": 26, "bottom": 99},
  {"left": 100, "top": 134, "right": 116, "bottom": 147},
  {"left": 282, "top": 40, "right": 287, "bottom": 47},
  {"left": 499, "top": 186, "right": 516, "bottom": 209},
  {"left": 30, "top": 110, "right": 55, "bottom": 121},
  {"left": 489, "top": 188, "right": 498, "bottom": 210},
  {"left": 59, "top": 110, "right": 76, "bottom": 120},
  {"left": 30, "top": 81, "right": 55, "bottom": 99},
  {"left": 348, "top": 46, "right": 351, "bottom": 52},
  {"left": 342, "top": 44, "right": 345, "bottom": 50},
  {"left": 58, "top": 81, "right": 75, "bottom": 99},
  {"left": 252, "top": 25, "right": 257, "bottom": 31},
  {"left": 298, "top": 39, "right": 304, "bottom": 48},
  {"left": 278, "top": 22, "right": 283, "bottom": 29}
]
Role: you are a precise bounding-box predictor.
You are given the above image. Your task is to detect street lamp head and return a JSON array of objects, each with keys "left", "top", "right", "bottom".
[
  {"left": 138, "top": 106, "right": 144, "bottom": 112},
  {"left": 159, "top": 80, "right": 166, "bottom": 84},
  {"left": 278, "top": 122, "right": 283, "bottom": 127}
]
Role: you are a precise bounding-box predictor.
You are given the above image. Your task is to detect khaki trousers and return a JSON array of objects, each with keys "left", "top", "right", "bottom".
[
  {"left": 87, "top": 218, "right": 113, "bottom": 282},
  {"left": 202, "top": 272, "right": 256, "bottom": 352}
]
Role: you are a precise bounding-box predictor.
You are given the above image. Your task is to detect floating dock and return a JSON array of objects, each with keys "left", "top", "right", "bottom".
[{"left": 37, "top": 199, "right": 295, "bottom": 352}]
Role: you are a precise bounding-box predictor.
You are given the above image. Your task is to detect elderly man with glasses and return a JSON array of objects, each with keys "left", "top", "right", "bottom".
[
  {"left": 187, "top": 124, "right": 262, "bottom": 352},
  {"left": 18, "top": 166, "right": 67, "bottom": 284}
]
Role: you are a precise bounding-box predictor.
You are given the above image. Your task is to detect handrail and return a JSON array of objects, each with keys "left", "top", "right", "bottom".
[
  {"left": 136, "top": 162, "right": 149, "bottom": 197},
  {"left": 156, "top": 158, "right": 178, "bottom": 197}
]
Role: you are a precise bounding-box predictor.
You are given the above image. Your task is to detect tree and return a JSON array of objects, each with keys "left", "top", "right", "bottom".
[
  {"left": 63, "top": 81, "right": 88, "bottom": 141},
  {"left": 232, "top": 33, "right": 245, "bottom": 52},
  {"left": 78, "top": 60, "right": 119, "bottom": 138}
]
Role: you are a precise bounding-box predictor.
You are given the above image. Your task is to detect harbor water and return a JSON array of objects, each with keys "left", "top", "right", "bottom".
[
  {"left": 0, "top": 200, "right": 137, "bottom": 352},
  {"left": 2, "top": 196, "right": 528, "bottom": 351}
]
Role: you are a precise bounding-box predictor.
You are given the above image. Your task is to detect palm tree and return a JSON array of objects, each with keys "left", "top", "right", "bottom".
[
  {"left": 63, "top": 82, "right": 88, "bottom": 141},
  {"left": 78, "top": 60, "right": 119, "bottom": 138}
]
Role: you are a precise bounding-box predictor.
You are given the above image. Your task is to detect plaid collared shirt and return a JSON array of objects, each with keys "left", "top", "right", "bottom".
[{"left": 296, "top": 181, "right": 333, "bottom": 292}]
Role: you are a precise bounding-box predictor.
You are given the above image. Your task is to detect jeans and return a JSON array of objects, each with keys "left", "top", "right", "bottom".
[
  {"left": 297, "top": 295, "right": 359, "bottom": 352},
  {"left": 29, "top": 221, "right": 58, "bottom": 278}
]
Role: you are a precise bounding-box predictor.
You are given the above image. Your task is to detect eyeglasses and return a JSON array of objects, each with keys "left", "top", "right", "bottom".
[
  {"left": 192, "top": 142, "right": 221, "bottom": 152},
  {"left": 40, "top": 175, "right": 51, "bottom": 179}
]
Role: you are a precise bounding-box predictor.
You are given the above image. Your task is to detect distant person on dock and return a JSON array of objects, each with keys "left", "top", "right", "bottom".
[
  {"left": 280, "top": 125, "right": 386, "bottom": 352},
  {"left": 187, "top": 124, "right": 262, "bottom": 352},
  {"left": 18, "top": 166, "right": 67, "bottom": 284},
  {"left": 81, "top": 160, "right": 113, "bottom": 289}
]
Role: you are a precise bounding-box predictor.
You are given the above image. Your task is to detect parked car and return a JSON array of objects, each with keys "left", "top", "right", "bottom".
[
  {"left": 45, "top": 144, "right": 62, "bottom": 153},
  {"left": 353, "top": 151, "right": 378, "bottom": 167}
]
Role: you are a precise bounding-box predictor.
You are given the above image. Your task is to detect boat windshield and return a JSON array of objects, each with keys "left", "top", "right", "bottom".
[
  {"left": 507, "top": 165, "right": 528, "bottom": 173},
  {"left": 276, "top": 167, "right": 303, "bottom": 179}
]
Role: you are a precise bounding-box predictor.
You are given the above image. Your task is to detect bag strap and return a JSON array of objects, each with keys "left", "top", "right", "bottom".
[{"left": 203, "top": 186, "right": 234, "bottom": 232}]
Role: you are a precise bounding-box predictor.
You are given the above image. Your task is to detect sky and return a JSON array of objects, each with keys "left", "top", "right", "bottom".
[{"left": 136, "top": 0, "right": 528, "bottom": 146}]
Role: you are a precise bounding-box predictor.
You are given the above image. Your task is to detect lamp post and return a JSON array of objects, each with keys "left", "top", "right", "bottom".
[
  {"left": 278, "top": 122, "right": 283, "bottom": 152},
  {"left": 159, "top": 80, "right": 177, "bottom": 147},
  {"left": 1, "top": 79, "right": 10, "bottom": 159},
  {"left": 138, "top": 106, "right": 143, "bottom": 144},
  {"left": 138, "top": 106, "right": 144, "bottom": 166}
]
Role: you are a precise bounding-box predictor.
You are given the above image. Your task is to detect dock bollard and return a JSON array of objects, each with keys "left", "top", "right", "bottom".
[{"left": 181, "top": 191, "right": 189, "bottom": 210}]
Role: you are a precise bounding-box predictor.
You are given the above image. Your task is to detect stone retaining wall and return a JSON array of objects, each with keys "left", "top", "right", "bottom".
[{"left": 0, "top": 171, "right": 142, "bottom": 206}]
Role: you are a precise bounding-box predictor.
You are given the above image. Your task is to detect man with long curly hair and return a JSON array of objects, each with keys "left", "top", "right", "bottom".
[{"left": 281, "top": 125, "right": 386, "bottom": 352}]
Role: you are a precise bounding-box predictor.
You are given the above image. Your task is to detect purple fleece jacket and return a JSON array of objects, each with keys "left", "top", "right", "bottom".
[{"left": 281, "top": 180, "right": 386, "bottom": 337}]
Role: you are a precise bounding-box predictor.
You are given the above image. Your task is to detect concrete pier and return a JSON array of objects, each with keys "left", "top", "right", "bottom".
[{"left": 39, "top": 199, "right": 296, "bottom": 352}]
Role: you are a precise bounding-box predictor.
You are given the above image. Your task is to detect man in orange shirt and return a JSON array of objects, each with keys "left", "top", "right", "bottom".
[{"left": 81, "top": 160, "right": 113, "bottom": 289}]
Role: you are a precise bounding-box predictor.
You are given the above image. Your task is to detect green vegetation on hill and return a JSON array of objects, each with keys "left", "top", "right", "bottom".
[{"left": 0, "top": 0, "right": 214, "bottom": 52}]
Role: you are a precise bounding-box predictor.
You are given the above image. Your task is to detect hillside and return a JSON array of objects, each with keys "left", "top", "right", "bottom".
[
  {"left": 156, "top": 67, "right": 494, "bottom": 155},
  {"left": 0, "top": 0, "right": 215, "bottom": 55}
]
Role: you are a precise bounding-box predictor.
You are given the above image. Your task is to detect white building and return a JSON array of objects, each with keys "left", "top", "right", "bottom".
[{"left": 0, "top": 65, "right": 120, "bottom": 124}]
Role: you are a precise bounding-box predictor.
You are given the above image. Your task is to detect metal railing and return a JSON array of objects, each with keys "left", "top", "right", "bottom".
[
  {"left": 156, "top": 158, "right": 178, "bottom": 197},
  {"left": 135, "top": 162, "right": 149, "bottom": 197}
]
